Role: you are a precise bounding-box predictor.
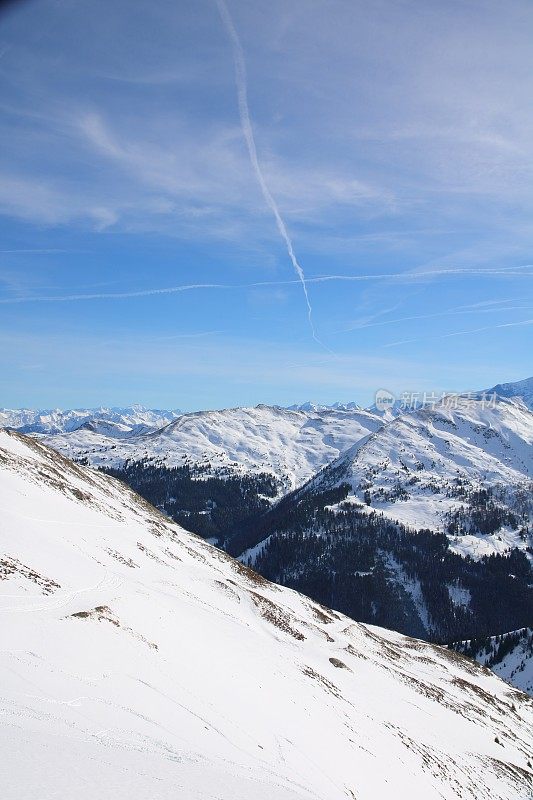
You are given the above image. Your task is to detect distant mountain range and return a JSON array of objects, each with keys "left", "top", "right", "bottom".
[
  {"left": 1, "top": 376, "right": 531, "bottom": 436},
  {"left": 286, "top": 400, "right": 364, "bottom": 412},
  {"left": 0, "top": 405, "right": 181, "bottom": 436},
  {"left": 2, "top": 376, "right": 532, "bottom": 694},
  {"left": 40, "top": 404, "right": 384, "bottom": 544},
  {"left": 290, "top": 376, "right": 533, "bottom": 415},
  {"left": 16, "top": 380, "right": 531, "bottom": 555},
  {"left": 42, "top": 404, "right": 384, "bottom": 489}
]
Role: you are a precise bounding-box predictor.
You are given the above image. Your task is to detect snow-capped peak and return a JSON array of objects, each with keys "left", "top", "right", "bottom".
[
  {"left": 286, "top": 401, "right": 363, "bottom": 412},
  {"left": 0, "top": 405, "right": 181, "bottom": 436},
  {"left": 486, "top": 376, "right": 533, "bottom": 411},
  {"left": 40, "top": 403, "right": 385, "bottom": 493},
  {"left": 301, "top": 393, "right": 533, "bottom": 559}
]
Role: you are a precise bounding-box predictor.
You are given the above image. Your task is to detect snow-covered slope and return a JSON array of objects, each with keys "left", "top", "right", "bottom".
[
  {"left": 453, "top": 629, "right": 533, "bottom": 698},
  {"left": 1, "top": 430, "right": 533, "bottom": 800},
  {"left": 75, "top": 418, "right": 156, "bottom": 438},
  {"left": 43, "top": 404, "right": 384, "bottom": 493},
  {"left": 487, "top": 377, "right": 533, "bottom": 411},
  {"left": 305, "top": 395, "right": 533, "bottom": 558},
  {"left": 0, "top": 405, "right": 181, "bottom": 436}
]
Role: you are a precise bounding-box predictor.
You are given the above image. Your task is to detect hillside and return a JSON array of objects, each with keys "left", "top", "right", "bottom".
[
  {"left": 42, "top": 404, "right": 383, "bottom": 544},
  {"left": 234, "top": 395, "right": 533, "bottom": 642},
  {"left": 1, "top": 429, "right": 532, "bottom": 799},
  {"left": 302, "top": 394, "right": 533, "bottom": 558},
  {"left": 35, "top": 392, "right": 532, "bottom": 551},
  {"left": 453, "top": 629, "right": 533, "bottom": 697},
  {"left": 43, "top": 404, "right": 383, "bottom": 486}
]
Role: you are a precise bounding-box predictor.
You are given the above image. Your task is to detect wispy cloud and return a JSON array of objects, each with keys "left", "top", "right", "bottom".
[
  {"left": 0, "top": 249, "right": 72, "bottom": 254},
  {"left": 1, "top": 0, "right": 532, "bottom": 247},
  {"left": 28, "top": 106, "right": 389, "bottom": 243},
  {"left": 149, "top": 330, "right": 224, "bottom": 341},
  {"left": 1, "top": 0, "right": 532, "bottom": 407}
]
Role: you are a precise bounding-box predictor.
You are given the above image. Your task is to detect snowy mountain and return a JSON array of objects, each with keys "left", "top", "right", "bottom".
[
  {"left": 487, "top": 377, "right": 533, "bottom": 411},
  {"left": 453, "top": 628, "right": 533, "bottom": 697},
  {"left": 43, "top": 404, "right": 383, "bottom": 488},
  {"left": 301, "top": 394, "right": 533, "bottom": 560},
  {"left": 1, "top": 429, "right": 532, "bottom": 800},
  {"left": 0, "top": 405, "right": 181, "bottom": 436},
  {"left": 365, "top": 400, "right": 403, "bottom": 420},
  {"left": 232, "top": 395, "right": 533, "bottom": 643},
  {"left": 75, "top": 418, "right": 158, "bottom": 438},
  {"left": 286, "top": 401, "right": 362, "bottom": 412},
  {"left": 38, "top": 405, "right": 384, "bottom": 545}
]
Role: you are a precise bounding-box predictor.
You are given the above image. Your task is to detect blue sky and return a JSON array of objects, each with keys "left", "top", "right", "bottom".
[{"left": 0, "top": 0, "right": 532, "bottom": 410}]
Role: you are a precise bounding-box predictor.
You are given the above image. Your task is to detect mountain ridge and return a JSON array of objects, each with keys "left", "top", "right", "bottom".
[
  {"left": 486, "top": 376, "right": 533, "bottom": 411},
  {"left": 0, "top": 405, "right": 181, "bottom": 436},
  {"left": 298, "top": 394, "right": 533, "bottom": 557},
  {"left": 42, "top": 404, "right": 385, "bottom": 491}
]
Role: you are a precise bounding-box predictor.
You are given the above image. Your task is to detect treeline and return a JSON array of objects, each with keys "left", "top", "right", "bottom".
[
  {"left": 96, "top": 457, "right": 533, "bottom": 647},
  {"left": 444, "top": 483, "right": 533, "bottom": 539},
  {"left": 99, "top": 458, "right": 280, "bottom": 544},
  {"left": 453, "top": 627, "right": 533, "bottom": 668},
  {"left": 245, "top": 488, "right": 533, "bottom": 643}
]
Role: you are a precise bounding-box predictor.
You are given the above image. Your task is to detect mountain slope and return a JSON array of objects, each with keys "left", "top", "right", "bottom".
[
  {"left": 43, "top": 404, "right": 383, "bottom": 487},
  {"left": 1, "top": 430, "right": 532, "bottom": 800},
  {"left": 233, "top": 395, "right": 533, "bottom": 642},
  {"left": 41, "top": 405, "right": 384, "bottom": 544},
  {"left": 487, "top": 377, "right": 533, "bottom": 411},
  {"left": 452, "top": 629, "right": 533, "bottom": 697},
  {"left": 304, "top": 394, "right": 533, "bottom": 558}
]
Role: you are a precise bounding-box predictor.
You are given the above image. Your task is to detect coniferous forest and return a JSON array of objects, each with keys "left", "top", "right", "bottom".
[{"left": 99, "top": 459, "right": 533, "bottom": 645}]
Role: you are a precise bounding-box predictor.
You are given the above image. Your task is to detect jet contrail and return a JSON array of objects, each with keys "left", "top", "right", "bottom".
[
  {"left": 383, "top": 317, "right": 533, "bottom": 348},
  {"left": 0, "top": 283, "right": 231, "bottom": 304},
  {"left": 1, "top": 264, "right": 531, "bottom": 304},
  {"left": 341, "top": 302, "right": 533, "bottom": 333},
  {"left": 214, "top": 0, "right": 322, "bottom": 345}
]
